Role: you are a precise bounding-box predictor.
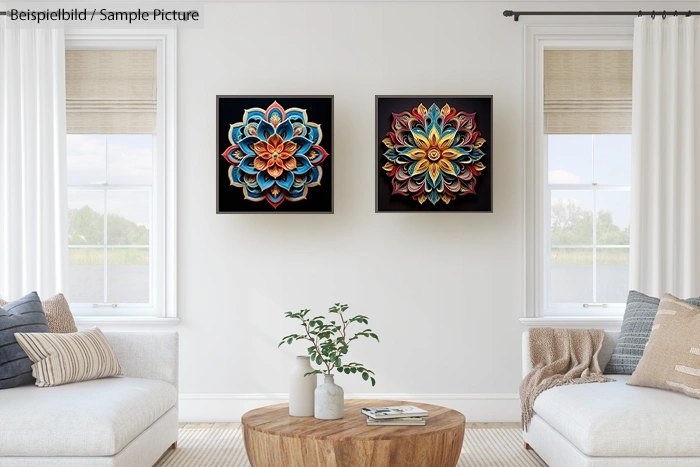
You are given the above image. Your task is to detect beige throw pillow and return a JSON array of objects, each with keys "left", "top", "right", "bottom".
[
  {"left": 628, "top": 293, "right": 700, "bottom": 398},
  {"left": 40, "top": 294, "right": 78, "bottom": 333},
  {"left": 14, "top": 327, "right": 123, "bottom": 387},
  {"left": 0, "top": 293, "right": 77, "bottom": 333}
]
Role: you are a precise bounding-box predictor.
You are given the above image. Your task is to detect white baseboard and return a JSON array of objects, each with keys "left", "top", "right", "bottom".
[{"left": 178, "top": 393, "right": 520, "bottom": 423}]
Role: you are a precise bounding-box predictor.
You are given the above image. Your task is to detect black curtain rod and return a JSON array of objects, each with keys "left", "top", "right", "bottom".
[{"left": 504, "top": 10, "right": 700, "bottom": 22}]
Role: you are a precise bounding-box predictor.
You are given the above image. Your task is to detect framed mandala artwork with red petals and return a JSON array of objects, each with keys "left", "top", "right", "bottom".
[
  {"left": 375, "top": 96, "right": 492, "bottom": 213},
  {"left": 217, "top": 96, "right": 333, "bottom": 213}
]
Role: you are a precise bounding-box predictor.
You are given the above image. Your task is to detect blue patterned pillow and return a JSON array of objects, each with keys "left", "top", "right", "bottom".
[
  {"left": 0, "top": 292, "right": 50, "bottom": 389},
  {"left": 605, "top": 290, "right": 700, "bottom": 374}
]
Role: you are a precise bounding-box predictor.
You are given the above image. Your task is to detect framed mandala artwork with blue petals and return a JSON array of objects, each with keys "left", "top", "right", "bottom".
[
  {"left": 217, "top": 96, "right": 333, "bottom": 213},
  {"left": 375, "top": 96, "right": 492, "bottom": 213}
]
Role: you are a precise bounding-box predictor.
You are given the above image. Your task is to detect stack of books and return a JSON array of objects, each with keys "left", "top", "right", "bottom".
[{"left": 361, "top": 405, "right": 429, "bottom": 426}]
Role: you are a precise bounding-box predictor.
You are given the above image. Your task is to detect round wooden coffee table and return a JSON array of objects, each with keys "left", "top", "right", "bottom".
[{"left": 241, "top": 399, "right": 465, "bottom": 467}]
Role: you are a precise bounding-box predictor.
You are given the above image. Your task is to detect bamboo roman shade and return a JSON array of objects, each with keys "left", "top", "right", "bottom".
[
  {"left": 66, "top": 50, "right": 156, "bottom": 134},
  {"left": 544, "top": 50, "right": 632, "bottom": 134}
]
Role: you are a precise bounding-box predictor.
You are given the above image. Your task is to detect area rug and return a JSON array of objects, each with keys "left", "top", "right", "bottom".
[{"left": 156, "top": 424, "right": 546, "bottom": 467}]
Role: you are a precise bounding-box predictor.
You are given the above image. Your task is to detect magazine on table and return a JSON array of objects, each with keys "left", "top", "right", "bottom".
[
  {"left": 366, "top": 417, "right": 426, "bottom": 426},
  {"left": 361, "top": 406, "right": 429, "bottom": 420}
]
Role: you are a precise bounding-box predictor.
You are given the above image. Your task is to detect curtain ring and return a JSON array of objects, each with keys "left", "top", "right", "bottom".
[
  {"left": 662, "top": 11, "right": 667, "bottom": 19},
  {"left": 688, "top": 11, "right": 692, "bottom": 17},
  {"left": 674, "top": 10, "right": 678, "bottom": 17},
  {"left": 651, "top": 11, "right": 655, "bottom": 19},
  {"left": 638, "top": 10, "right": 642, "bottom": 17}
]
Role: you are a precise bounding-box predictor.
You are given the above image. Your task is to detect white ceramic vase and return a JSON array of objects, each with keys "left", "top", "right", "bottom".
[
  {"left": 314, "top": 374, "right": 344, "bottom": 420},
  {"left": 289, "top": 356, "right": 317, "bottom": 417}
]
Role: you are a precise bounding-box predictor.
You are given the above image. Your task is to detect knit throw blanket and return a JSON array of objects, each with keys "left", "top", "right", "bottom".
[{"left": 520, "top": 328, "right": 614, "bottom": 431}]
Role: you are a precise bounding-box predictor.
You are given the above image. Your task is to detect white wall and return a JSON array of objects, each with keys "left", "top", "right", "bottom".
[{"left": 105, "top": 0, "right": 696, "bottom": 422}]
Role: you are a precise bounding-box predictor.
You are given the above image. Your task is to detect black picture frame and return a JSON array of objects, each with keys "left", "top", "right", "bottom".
[
  {"left": 216, "top": 95, "right": 334, "bottom": 214},
  {"left": 375, "top": 95, "right": 493, "bottom": 213}
]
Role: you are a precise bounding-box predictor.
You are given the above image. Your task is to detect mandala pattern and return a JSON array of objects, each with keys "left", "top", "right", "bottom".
[
  {"left": 381, "top": 103, "right": 486, "bottom": 205},
  {"left": 221, "top": 101, "right": 329, "bottom": 208}
]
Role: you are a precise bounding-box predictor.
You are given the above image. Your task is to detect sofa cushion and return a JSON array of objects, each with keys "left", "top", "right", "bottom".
[
  {"left": 40, "top": 293, "right": 79, "bottom": 333},
  {"left": 0, "top": 293, "right": 78, "bottom": 333},
  {"left": 0, "top": 292, "right": 50, "bottom": 389},
  {"left": 605, "top": 290, "right": 700, "bottom": 375},
  {"left": 0, "top": 376, "right": 177, "bottom": 456},
  {"left": 628, "top": 293, "right": 700, "bottom": 399},
  {"left": 533, "top": 374, "right": 700, "bottom": 457},
  {"left": 16, "top": 327, "right": 123, "bottom": 387}
]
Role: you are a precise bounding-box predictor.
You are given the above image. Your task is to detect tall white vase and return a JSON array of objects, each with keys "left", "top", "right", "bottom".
[
  {"left": 314, "top": 374, "right": 344, "bottom": 420},
  {"left": 289, "top": 356, "right": 316, "bottom": 417}
]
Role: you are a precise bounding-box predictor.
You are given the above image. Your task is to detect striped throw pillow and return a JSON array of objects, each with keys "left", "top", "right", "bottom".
[
  {"left": 14, "top": 327, "right": 123, "bottom": 387},
  {"left": 629, "top": 294, "right": 700, "bottom": 399},
  {"left": 0, "top": 293, "right": 77, "bottom": 334},
  {"left": 0, "top": 292, "right": 50, "bottom": 389}
]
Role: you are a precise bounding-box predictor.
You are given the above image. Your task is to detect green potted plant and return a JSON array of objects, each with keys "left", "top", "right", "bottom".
[{"left": 279, "top": 303, "right": 380, "bottom": 420}]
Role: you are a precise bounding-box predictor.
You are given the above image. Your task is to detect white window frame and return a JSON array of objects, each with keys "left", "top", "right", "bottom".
[
  {"left": 522, "top": 25, "right": 632, "bottom": 328},
  {"left": 65, "top": 29, "right": 178, "bottom": 324}
]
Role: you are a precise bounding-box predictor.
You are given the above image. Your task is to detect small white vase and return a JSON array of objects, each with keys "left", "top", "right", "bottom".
[
  {"left": 289, "top": 356, "right": 317, "bottom": 417},
  {"left": 314, "top": 374, "right": 344, "bottom": 420}
]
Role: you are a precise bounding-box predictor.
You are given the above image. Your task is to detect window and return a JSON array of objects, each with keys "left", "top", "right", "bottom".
[
  {"left": 543, "top": 49, "right": 632, "bottom": 315},
  {"left": 67, "top": 134, "right": 154, "bottom": 308},
  {"left": 65, "top": 30, "right": 177, "bottom": 319},
  {"left": 523, "top": 26, "right": 634, "bottom": 321},
  {"left": 547, "top": 134, "right": 631, "bottom": 311}
]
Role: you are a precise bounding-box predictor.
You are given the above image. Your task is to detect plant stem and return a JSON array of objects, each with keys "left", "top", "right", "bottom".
[
  {"left": 327, "top": 307, "right": 348, "bottom": 375},
  {"left": 339, "top": 308, "right": 348, "bottom": 344},
  {"left": 304, "top": 320, "right": 331, "bottom": 374}
]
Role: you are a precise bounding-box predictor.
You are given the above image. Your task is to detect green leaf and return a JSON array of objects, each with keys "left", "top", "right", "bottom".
[
  {"left": 362, "top": 372, "right": 369, "bottom": 381},
  {"left": 351, "top": 368, "right": 357, "bottom": 373},
  {"left": 336, "top": 358, "right": 341, "bottom": 367},
  {"left": 287, "top": 337, "right": 293, "bottom": 345},
  {"left": 316, "top": 355, "right": 323, "bottom": 365},
  {"left": 370, "top": 377, "right": 376, "bottom": 386},
  {"left": 344, "top": 367, "right": 351, "bottom": 374}
]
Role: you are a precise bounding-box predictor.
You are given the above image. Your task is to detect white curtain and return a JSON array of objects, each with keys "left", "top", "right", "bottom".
[
  {"left": 0, "top": 20, "right": 68, "bottom": 300},
  {"left": 630, "top": 17, "right": 700, "bottom": 297}
]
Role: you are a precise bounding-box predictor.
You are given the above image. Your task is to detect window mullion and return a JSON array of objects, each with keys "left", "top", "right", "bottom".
[
  {"left": 551, "top": 245, "right": 595, "bottom": 249},
  {"left": 545, "top": 181, "right": 552, "bottom": 311},
  {"left": 103, "top": 135, "right": 109, "bottom": 305},
  {"left": 592, "top": 135, "right": 599, "bottom": 304}
]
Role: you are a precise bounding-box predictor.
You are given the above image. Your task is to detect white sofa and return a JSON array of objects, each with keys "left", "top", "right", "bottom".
[
  {"left": 522, "top": 331, "right": 700, "bottom": 467},
  {"left": 0, "top": 331, "right": 179, "bottom": 467}
]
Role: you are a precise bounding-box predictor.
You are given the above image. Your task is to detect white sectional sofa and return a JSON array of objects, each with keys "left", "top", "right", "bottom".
[
  {"left": 522, "top": 331, "right": 700, "bottom": 467},
  {"left": 0, "top": 331, "right": 179, "bottom": 467}
]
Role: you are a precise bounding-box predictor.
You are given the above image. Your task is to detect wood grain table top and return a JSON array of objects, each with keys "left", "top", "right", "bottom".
[{"left": 241, "top": 399, "right": 466, "bottom": 441}]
